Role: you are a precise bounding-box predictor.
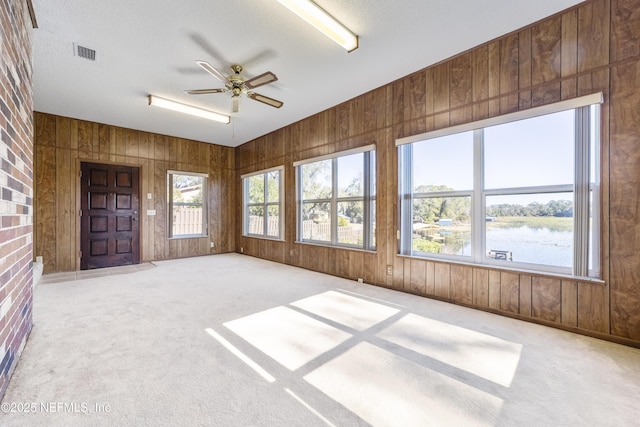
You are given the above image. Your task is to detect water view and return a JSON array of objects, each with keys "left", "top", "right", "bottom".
[
  {"left": 412, "top": 217, "right": 573, "bottom": 268},
  {"left": 485, "top": 225, "right": 572, "bottom": 267}
]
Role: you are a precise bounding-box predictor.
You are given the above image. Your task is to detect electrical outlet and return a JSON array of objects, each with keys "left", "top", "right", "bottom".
[
  {"left": 210, "top": 242, "right": 214, "bottom": 248},
  {"left": 386, "top": 265, "right": 393, "bottom": 275},
  {"left": 240, "top": 247, "right": 244, "bottom": 253},
  {"left": 357, "top": 278, "right": 364, "bottom": 283}
]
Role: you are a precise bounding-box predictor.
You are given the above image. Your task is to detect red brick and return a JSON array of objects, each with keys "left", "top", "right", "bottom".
[{"left": 0, "top": 0, "right": 34, "bottom": 400}]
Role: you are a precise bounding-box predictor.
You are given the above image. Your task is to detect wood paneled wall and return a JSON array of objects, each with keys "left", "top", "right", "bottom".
[
  {"left": 236, "top": 0, "right": 640, "bottom": 345},
  {"left": 34, "top": 112, "right": 236, "bottom": 273}
]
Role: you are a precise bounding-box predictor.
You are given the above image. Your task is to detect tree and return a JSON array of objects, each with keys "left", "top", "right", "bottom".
[
  {"left": 301, "top": 161, "right": 331, "bottom": 199},
  {"left": 547, "top": 199, "right": 573, "bottom": 217},
  {"left": 486, "top": 199, "right": 573, "bottom": 217},
  {"left": 171, "top": 174, "right": 203, "bottom": 207},
  {"left": 526, "top": 201, "right": 544, "bottom": 216},
  {"left": 247, "top": 171, "right": 280, "bottom": 204},
  {"left": 338, "top": 174, "right": 364, "bottom": 224},
  {"left": 173, "top": 175, "right": 200, "bottom": 189},
  {"left": 412, "top": 185, "right": 470, "bottom": 224},
  {"left": 301, "top": 161, "right": 331, "bottom": 223}
]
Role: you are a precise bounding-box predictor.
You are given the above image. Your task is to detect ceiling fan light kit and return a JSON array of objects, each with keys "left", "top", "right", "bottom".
[
  {"left": 186, "top": 62, "right": 283, "bottom": 113},
  {"left": 179, "top": 0, "right": 357, "bottom": 118},
  {"left": 276, "top": 0, "right": 358, "bottom": 52},
  {"left": 148, "top": 95, "right": 230, "bottom": 124}
]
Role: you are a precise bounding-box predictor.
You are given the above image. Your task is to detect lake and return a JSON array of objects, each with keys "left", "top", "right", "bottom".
[
  {"left": 485, "top": 226, "right": 572, "bottom": 267},
  {"left": 418, "top": 224, "right": 573, "bottom": 268}
]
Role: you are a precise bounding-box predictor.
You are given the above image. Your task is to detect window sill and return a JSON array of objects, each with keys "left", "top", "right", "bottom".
[
  {"left": 242, "top": 234, "right": 286, "bottom": 242},
  {"left": 295, "top": 240, "right": 377, "bottom": 254},
  {"left": 397, "top": 254, "right": 605, "bottom": 285},
  {"left": 168, "top": 235, "right": 208, "bottom": 240}
]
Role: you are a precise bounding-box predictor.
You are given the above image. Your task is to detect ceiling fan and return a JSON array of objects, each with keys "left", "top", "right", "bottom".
[{"left": 186, "top": 60, "right": 283, "bottom": 113}]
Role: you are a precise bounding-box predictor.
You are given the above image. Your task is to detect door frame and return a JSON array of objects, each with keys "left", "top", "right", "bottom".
[{"left": 76, "top": 159, "right": 144, "bottom": 270}]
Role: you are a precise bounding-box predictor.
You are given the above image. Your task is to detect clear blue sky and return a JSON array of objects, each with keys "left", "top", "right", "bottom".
[{"left": 412, "top": 110, "right": 575, "bottom": 205}]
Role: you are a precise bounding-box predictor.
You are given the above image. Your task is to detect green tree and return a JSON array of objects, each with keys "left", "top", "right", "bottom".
[
  {"left": 301, "top": 161, "right": 331, "bottom": 223},
  {"left": 412, "top": 185, "right": 470, "bottom": 224},
  {"left": 247, "top": 171, "right": 280, "bottom": 203},
  {"left": 173, "top": 175, "right": 200, "bottom": 189},
  {"left": 171, "top": 174, "right": 203, "bottom": 207},
  {"left": 486, "top": 199, "right": 573, "bottom": 218},
  {"left": 339, "top": 174, "right": 364, "bottom": 224},
  {"left": 547, "top": 199, "right": 573, "bottom": 217},
  {"left": 527, "top": 201, "right": 544, "bottom": 216},
  {"left": 413, "top": 238, "right": 441, "bottom": 253}
]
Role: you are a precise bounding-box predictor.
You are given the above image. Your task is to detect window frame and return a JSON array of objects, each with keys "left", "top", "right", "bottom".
[
  {"left": 397, "top": 93, "right": 603, "bottom": 278},
  {"left": 167, "top": 170, "right": 208, "bottom": 239},
  {"left": 295, "top": 145, "right": 376, "bottom": 251},
  {"left": 241, "top": 166, "right": 285, "bottom": 240}
]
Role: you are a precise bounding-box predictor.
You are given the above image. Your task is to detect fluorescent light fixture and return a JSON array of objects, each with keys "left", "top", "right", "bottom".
[
  {"left": 148, "top": 95, "right": 230, "bottom": 124},
  {"left": 277, "top": 0, "right": 358, "bottom": 52}
]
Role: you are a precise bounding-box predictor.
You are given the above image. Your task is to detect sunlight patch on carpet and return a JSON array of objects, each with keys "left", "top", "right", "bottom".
[
  {"left": 304, "top": 342, "right": 503, "bottom": 427},
  {"left": 377, "top": 313, "right": 522, "bottom": 387},
  {"left": 225, "top": 306, "right": 352, "bottom": 370},
  {"left": 291, "top": 290, "right": 400, "bottom": 331},
  {"left": 285, "top": 388, "right": 336, "bottom": 427}
]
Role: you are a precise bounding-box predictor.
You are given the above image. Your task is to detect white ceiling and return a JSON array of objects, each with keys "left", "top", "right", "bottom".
[{"left": 32, "top": 0, "right": 584, "bottom": 148}]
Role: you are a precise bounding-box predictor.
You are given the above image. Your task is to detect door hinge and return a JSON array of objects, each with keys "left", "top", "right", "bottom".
[
  {"left": 79, "top": 210, "right": 82, "bottom": 216},
  {"left": 79, "top": 251, "right": 82, "bottom": 257}
]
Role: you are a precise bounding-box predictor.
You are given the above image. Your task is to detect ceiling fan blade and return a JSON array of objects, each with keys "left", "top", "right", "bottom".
[
  {"left": 244, "top": 71, "right": 278, "bottom": 89},
  {"left": 195, "top": 60, "right": 228, "bottom": 82},
  {"left": 185, "top": 88, "right": 228, "bottom": 95},
  {"left": 247, "top": 92, "right": 284, "bottom": 108},
  {"left": 232, "top": 96, "right": 240, "bottom": 113}
]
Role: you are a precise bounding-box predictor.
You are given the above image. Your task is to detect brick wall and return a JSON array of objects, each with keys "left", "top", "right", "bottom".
[{"left": 0, "top": 0, "right": 34, "bottom": 398}]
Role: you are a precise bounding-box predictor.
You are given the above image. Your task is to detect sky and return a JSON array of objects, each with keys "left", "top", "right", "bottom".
[
  {"left": 411, "top": 109, "right": 580, "bottom": 206},
  {"left": 337, "top": 153, "right": 364, "bottom": 195},
  {"left": 301, "top": 107, "right": 597, "bottom": 207}
]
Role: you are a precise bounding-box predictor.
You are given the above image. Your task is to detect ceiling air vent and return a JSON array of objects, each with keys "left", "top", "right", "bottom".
[{"left": 74, "top": 44, "right": 96, "bottom": 61}]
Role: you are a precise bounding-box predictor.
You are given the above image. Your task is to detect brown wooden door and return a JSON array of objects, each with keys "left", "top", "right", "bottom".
[{"left": 80, "top": 162, "right": 140, "bottom": 270}]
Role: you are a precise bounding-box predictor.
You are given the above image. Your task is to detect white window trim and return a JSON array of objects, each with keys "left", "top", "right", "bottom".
[
  {"left": 396, "top": 92, "right": 603, "bottom": 146},
  {"left": 296, "top": 146, "right": 376, "bottom": 250},
  {"left": 167, "top": 170, "right": 209, "bottom": 178},
  {"left": 398, "top": 97, "right": 602, "bottom": 279},
  {"left": 242, "top": 166, "right": 285, "bottom": 240},
  {"left": 293, "top": 144, "right": 376, "bottom": 167},
  {"left": 167, "top": 171, "right": 209, "bottom": 238},
  {"left": 240, "top": 165, "right": 284, "bottom": 180}
]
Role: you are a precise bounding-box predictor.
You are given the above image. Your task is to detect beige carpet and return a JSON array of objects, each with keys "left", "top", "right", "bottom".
[{"left": 1, "top": 253, "right": 639, "bottom": 426}]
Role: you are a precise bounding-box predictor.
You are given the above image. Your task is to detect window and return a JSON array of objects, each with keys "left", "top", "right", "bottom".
[
  {"left": 242, "top": 167, "right": 284, "bottom": 239},
  {"left": 398, "top": 93, "right": 602, "bottom": 277},
  {"left": 167, "top": 171, "right": 208, "bottom": 238},
  {"left": 295, "top": 146, "right": 376, "bottom": 250}
]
